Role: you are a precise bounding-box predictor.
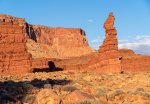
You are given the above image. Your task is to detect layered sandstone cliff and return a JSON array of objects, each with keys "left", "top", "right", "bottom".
[
  {"left": 0, "top": 13, "right": 150, "bottom": 75},
  {"left": 0, "top": 14, "right": 93, "bottom": 74},
  {"left": 119, "top": 49, "right": 150, "bottom": 72},
  {"left": 0, "top": 14, "right": 32, "bottom": 74},
  {"left": 27, "top": 13, "right": 150, "bottom": 73},
  {"left": 26, "top": 25, "right": 93, "bottom": 58}
]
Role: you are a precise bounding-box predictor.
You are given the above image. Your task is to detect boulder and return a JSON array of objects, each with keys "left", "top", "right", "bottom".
[
  {"left": 33, "top": 89, "right": 60, "bottom": 104},
  {"left": 63, "top": 90, "right": 99, "bottom": 104}
]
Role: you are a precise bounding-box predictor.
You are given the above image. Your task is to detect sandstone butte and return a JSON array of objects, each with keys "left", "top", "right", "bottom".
[{"left": 0, "top": 13, "right": 150, "bottom": 75}]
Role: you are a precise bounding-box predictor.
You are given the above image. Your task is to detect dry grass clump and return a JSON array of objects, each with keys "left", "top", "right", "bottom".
[
  {"left": 76, "top": 99, "right": 99, "bottom": 104},
  {"left": 62, "top": 85, "right": 78, "bottom": 92}
]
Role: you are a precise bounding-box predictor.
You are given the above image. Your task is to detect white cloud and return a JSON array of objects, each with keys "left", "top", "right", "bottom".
[
  {"left": 119, "top": 35, "right": 150, "bottom": 55},
  {"left": 90, "top": 34, "right": 150, "bottom": 55},
  {"left": 135, "top": 45, "right": 150, "bottom": 55},
  {"left": 91, "top": 36, "right": 101, "bottom": 43},
  {"left": 135, "top": 35, "right": 150, "bottom": 40},
  {"left": 118, "top": 39, "right": 129, "bottom": 43},
  {"left": 90, "top": 36, "right": 102, "bottom": 49},
  {"left": 91, "top": 39, "right": 99, "bottom": 43},
  {"left": 87, "top": 19, "right": 94, "bottom": 23}
]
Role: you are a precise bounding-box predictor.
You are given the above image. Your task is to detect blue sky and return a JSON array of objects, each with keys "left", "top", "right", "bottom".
[{"left": 0, "top": 0, "right": 150, "bottom": 55}]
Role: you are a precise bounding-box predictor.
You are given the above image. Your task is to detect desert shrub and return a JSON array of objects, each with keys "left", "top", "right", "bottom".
[
  {"left": 62, "top": 85, "right": 78, "bottom": 92},
  {"left": 96, "top": 88, "right": 106, "bottom": 97},
  {"left": 23, "top": 84, "right": 35, "bottom": 94},
  {"left": 128, "top": 88, "right": 144, "bottom": 96},
  {"left": 136, "top": 88, "right": 144, "bottom": 92},
  {"left": 43, "top": 84, "right": 52, "bottom": 89},
  {"left": 22, "top": 94, "right": 36, "bottom": 104},
  {"left": 107, "top": 89, "right": 124, "bottom": 100},
  {"left": 141, "top": 92, "right": 150, "bottom": 99},
  {"left": 76, "top": 99, "right": 99, "bottom": 104},
  {"left": 113, "top": 89, "right": 124, "bottom": 96}
]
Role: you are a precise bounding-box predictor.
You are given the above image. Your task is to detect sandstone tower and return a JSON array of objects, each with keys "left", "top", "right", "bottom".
[{"left": 99, "top": 12, "right": 118, "bottom": 53}]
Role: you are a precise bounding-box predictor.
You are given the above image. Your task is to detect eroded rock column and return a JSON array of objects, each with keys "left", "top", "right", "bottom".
[
  {"left": 99, "top": 13, "right": 118, "bottom": 53},
  {"left": 93, "top": 13, "right": 121, "bottom": 72}
]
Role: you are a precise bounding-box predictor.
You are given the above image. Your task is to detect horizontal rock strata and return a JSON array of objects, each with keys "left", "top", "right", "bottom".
[
  {"left": 26, "top": 25, "right": 93, "bottom": 58},
  {"left": 0, "top": 14, "right": 32, "bottom": 74}
]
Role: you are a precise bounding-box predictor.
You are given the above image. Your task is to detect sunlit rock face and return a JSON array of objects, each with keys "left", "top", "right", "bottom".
[
  {"left": 0, "top": 14, "right": 93, "bottom": 75},
  {"left": 0, "top": 14, "right": 32, "bottom": 75},
  {"left": 0, "top": 13, "right": 150, "bottom": 75},
  {"left": 27, "top": 25, "right": 93, "bottom": 58},
  {"left": 99, "top": 13, "right": 118, "bottom": 53}
]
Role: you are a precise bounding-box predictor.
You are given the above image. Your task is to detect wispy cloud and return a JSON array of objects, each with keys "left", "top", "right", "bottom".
[
  {"left": 135, "top": 35, "right": 150, "bottom": 40},
  {"left": 87, "top": 19, "right": 94, "bottom": 23},
  {"left": 91, "top": 34, "right": 150, "bottom": 55},
  {"left": 90, "top": 36, "right": 102, "bottom": 49},
  {"left": 119, "top": 35, "right": 150, "bottom": 55},
  {"left": 118, "top": 39, "right": 129, "bottom": 43},
  {"left": 91, "top": 39, "right": 99, "bottom": 43},
  {"left": 91, "top": 36, "right": 101, "bottom": 43}
]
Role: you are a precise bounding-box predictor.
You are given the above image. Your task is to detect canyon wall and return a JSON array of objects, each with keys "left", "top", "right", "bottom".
[
  {"left": 0, "top": 14, "right": 32, "bottom": 74},
  {"left": 0, "top": 13, "right": 150, "bottom": 75},
  {"left": 26, "top": 25, "right": 93, "bottom": 58},
  {"left": 52, "top": 13, "right": 122, "bottom": 73},
  {"left": 0, "top": 14, "right": 93, "bottom": 74},
  {"left": 121, "top": 56, "right": 150, "bottom": 72},
  {"left": 119, "top": 49, "right": 150, "bottom": 72}
]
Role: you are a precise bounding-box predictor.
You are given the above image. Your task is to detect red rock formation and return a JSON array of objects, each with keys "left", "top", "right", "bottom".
[
  {"left": 27, "top": 25, "right": 93, "bottom": 58},
  {"left": 0, "top": 14, "right": 93, "bottom": 74},
  {"left": 29, "top": 26, "right": 88, "bottom": 47},
  {"left": 121, "top": 56, "right": 150, "bottom": 72},
  {"left": 88, "top": 13, "right": 121, "bottom": 73},
  {"left": 0, "top": 14, "right": 32, "bottom": 75},
  {"left": 0, "top": 13, "right": 149, "bottom": 75},
  {"left": 119, "top": 49, "right": 150, "bottom": 72},
  {"left": 31, "top": 58, "right": 49, "bottom": 69},
  {"left": 119, "top": 49, "right": 135, "bottom": 56},
  {"left": 99, "top": 13, "right": 118, "bottom": 53},
  {"left": 0, "top": 14, "right": 93, "bottom": 75}
]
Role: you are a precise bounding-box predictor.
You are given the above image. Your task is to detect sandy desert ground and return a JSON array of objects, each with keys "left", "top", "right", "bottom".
[{"left": 0, "top": 71, "right": 150, "bottom": 104}]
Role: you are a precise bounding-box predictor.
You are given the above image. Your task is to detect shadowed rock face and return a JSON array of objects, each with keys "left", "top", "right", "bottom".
[{"left": 99, "top": 13, "right": 118, "bottom": 53}]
